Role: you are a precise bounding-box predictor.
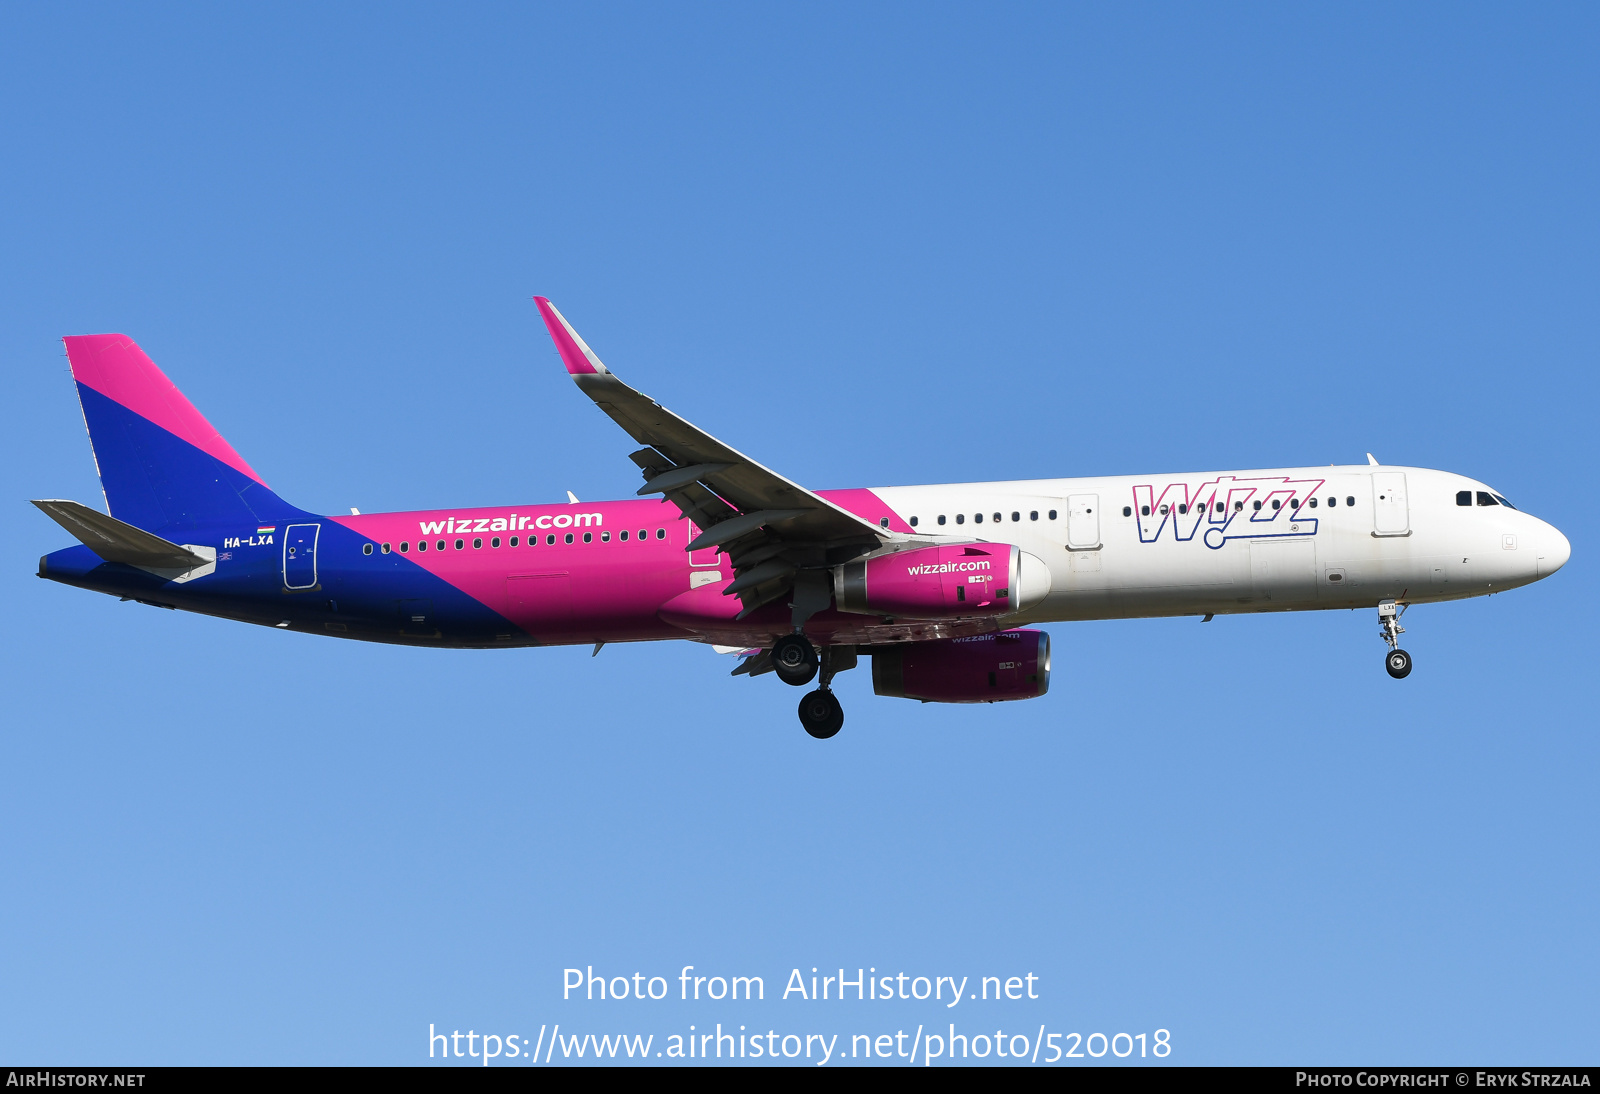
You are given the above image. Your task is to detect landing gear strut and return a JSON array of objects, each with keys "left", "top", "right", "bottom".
[
  {"left": 1379, "top": 599, "right": 1412, "bottom": 679},
  {"left": 772, "top": 633, "right": 818, "bottom": 686},
  {"left": 796, "top": 644, "right": 853, "bottom": 739}
]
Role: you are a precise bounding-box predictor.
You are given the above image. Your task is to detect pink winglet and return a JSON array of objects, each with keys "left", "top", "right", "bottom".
[
  {"left": 62, "top": 334, "right": 268, "bottom": 486},
  {"left": 533, "top": 297, "right": 609, "bottom": 376}
]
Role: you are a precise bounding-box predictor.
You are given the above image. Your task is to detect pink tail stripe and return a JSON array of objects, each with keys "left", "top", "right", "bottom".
[
  {"left": 533, "top": 297, "right": 609, "bottom": 376},
  {"left": 62, "top": 334, "right": 268, "bottom": 487}
]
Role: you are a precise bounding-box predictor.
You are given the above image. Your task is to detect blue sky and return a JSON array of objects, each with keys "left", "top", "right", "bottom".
[{"left": 1, "top": 3, "right": 1595, "bottom": 1065}]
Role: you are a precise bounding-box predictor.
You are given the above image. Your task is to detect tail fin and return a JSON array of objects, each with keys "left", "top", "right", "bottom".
[{"left": 62, "top": 335, "right": 294, "bottom": 533}]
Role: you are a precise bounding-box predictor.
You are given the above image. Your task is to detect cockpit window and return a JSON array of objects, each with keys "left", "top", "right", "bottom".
[
  {"left": 1476, "top": 491, "right": 1498, "bottom": 507},
  {"left": 1456, "top": 491, "right": 1472, "bottom": 506},
  {"left": 1492, "top": 493, "right": 1516, "bottom": 510}
]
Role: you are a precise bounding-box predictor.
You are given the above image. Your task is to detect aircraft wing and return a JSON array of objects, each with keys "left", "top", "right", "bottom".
[{"left": 534, "top": 297, "right": 894, "bottom": 618}]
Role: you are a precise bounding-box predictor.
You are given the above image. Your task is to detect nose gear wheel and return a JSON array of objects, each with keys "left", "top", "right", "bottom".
[{"left": 1377, "top": 599, "right": 1414, "bottom": 679}]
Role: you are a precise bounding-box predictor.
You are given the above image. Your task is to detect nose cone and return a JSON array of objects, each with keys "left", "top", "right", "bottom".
[{"left": 1538, "top": 525, "right": 1571, "bottom": 578}]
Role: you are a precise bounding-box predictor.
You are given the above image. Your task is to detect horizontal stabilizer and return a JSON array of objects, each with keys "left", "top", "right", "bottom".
[{"left": 32, "top": 500, "right": 210, "bottom": 570}]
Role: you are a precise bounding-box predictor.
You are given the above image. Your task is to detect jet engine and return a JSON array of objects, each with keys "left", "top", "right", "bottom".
[
  {"left": 870, "top": 629, "right": 1051, "bottom": 703},
  {"left": 833, "top": 543, "right": 1052, "bottom": 619}
]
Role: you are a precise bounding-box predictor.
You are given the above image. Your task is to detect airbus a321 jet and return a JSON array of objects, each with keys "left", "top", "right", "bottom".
[{"left": 34, "top": 298, "right": 1571, "bottom": 738}]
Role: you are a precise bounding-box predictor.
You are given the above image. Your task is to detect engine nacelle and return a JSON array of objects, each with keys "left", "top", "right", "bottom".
[
  {"left": 833, "top": 543, "right": 1051, "bottom": 619},
  {"left": 871, "top": 629, "right": 1051, "bottom": 703}
]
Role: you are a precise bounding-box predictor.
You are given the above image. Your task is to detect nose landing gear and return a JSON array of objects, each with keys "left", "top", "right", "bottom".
[{"left": 1379, "top": 599, "right": 1413, "bottom": 679}]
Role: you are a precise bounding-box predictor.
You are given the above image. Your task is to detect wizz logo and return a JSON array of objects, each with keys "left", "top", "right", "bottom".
[{"left": 1133, "top": 475, "right": 1326, "bottom": 549}]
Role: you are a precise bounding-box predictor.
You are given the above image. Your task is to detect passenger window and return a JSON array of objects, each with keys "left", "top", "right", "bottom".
[
  {"left": 1477, "top": 491, "right": 1497, "bottom": 506},
  {"left": 656, "top": 528, "right": 666, "bottom": 539},
  {"left": 362, "top": 543, "right": 373, "bottom": 555},
  {"left": 956, "top": 514, "right": 965, "bottom": 524},
  {"left": 1456, "top": 490, "right": 1472, "bottom": 506},
  {"left": 1048, "top": 510, "right": 1057, "bottom": 520},
  {"left": 546, "top": 534, "right": 556, "bottom": 545},
  {"left": 1271, "top": 500, "right": 1280, "bottom": 510},
  {"left": 583, "top": 532, "right": 593, "bottom": 543},
  {"left": 473, "top": 537, "right": 483, "bottom": 549},
  {"left": 974, "top": 513, "right": 983, "bottom": 524},
  {"left": 1029, "top": 511, "right": 1038, "bottom": 521},
  {"left": 620, "top": 530, "right": 629, "bottom": 540},
  {"left": 938, "top": 515, "right": 946, "bottom": 526},
  {"left": 400, "top": 541, "right": 410, "bottom": 553},
  {"left": 993, "top": 512, "right": 1001, "bottom": 523},
  {"left": 381, "top": 542, "right": 391, "bottom": 553},
  {"left": 1253, "top": 501, "right": 1262, "bottom": 511},
  {"left": 509, "top": 536, "right": 518, "bottom": 547},
  {"left": 453, "top": 539, "right": 463, "bottom": 550},
  {"left": 1011, "top": 512, "right": 1020, "bottom": 522},
  {"left": 565, "top": 533, "right": 574, "bottom": 544},
  {"left": 1309, "top": 498, "right": 1318, "bottom": 508},
  {"left": 1159, "top": 505, "right": 1169, "bottom": 515},
  {"left": 601, "top": 532, "right": 610, "bottom": 542},
  {"left": 880, "top": 517, "right": 889, "bottom": 528},
  {"left": 1345, "top": 496, "right": 1355, "bottom": 506},
  {"left": 491, "top": 537, "right": 500, "bottom": 548},
  {"left": 1177, "top": 504, "right": 1186, "bottom": 514},
  {"left": 417, "top": 540, "right": 427, "bottom": 552},
  {"left": 1140, "top": 506, "right": 1150, "bottom": 516},
  {"left": 910, "top": 516, "right": 919, "bottom": 528},
  {"left": 1123, "top": 506, "right": 1132, "bottom": 517}
]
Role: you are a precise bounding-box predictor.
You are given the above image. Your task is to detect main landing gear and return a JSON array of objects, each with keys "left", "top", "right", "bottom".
[
  {"left": 771, "top": 633, "right": 818, "bottom": 686},
  {"left": 771, "top": 633, "right": 847, "bottom": 739},
  {"left": 797, "top": 688, "right": 844, "bottom": 740},
  {"left": 1379, "top": 599, "right": 1413, "bottom": 679}
]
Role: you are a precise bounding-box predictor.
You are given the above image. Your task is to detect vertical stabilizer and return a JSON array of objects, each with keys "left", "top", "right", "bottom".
[{"left": 62, "top": 335, "right": 294, "bottom": 533}]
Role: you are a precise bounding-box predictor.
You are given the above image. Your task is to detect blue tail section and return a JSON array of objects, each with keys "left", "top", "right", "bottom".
[{"left": 64, "top": 334, "right": 302, "bottom": 534}]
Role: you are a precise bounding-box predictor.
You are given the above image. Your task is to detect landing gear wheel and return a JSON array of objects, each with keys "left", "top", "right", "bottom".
[
  {"left": 1385, "top": 649, "right": 1413, "bottom": 679},
  {"left": 798, "top": 689, "right": 844, "bottom": 739},
  {"left": 772, "top": 633, "right": 818, "bottom": 686}
]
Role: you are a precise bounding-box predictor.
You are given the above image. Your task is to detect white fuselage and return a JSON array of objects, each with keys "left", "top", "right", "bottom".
[{"left": 876, "top": 464, "right": 1570, "bottom": 623}]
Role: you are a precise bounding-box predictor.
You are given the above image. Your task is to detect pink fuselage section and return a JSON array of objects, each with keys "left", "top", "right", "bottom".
[{"left": 326, "top": 490, "right": 956, "bottom": 649}]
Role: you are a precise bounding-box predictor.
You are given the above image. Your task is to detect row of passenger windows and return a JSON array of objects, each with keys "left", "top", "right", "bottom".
[
  {"left": 1457, "top": 490, "right": 1515, "bottom": 508},
  {"left": 1123, "top": 495, "right": 1356, "bottom": 517},
  {"left": 906, "top": 510, "right": 1058, "bottom": 528},
  {"left": 361, "top": 527, "right": 668, "bottom": 556}
]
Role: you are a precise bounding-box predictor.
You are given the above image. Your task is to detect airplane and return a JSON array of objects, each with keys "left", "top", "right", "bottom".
[{"left": 34, "top": 298, "right": 1571, "bottom": 738}]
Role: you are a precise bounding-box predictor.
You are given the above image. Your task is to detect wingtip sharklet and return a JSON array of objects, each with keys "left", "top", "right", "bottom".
[{"left": 533, "top": 296, "right": 610, "bottom": 377}]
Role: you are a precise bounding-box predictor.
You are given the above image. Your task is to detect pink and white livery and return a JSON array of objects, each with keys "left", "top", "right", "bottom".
[{"left": 33, "top": 298, "right": 1573, "bottom": 737}]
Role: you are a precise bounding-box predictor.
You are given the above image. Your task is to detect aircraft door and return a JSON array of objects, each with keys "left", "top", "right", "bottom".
[
  {"left": 1372, "top": 472, "right": 1410, "bottom": 536},
  {"left": 283, "top": 523, "right": 320, "bottom": 589},
  {"left": 1066, "top": 494, "right": 1101, "bottom": 549}
]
